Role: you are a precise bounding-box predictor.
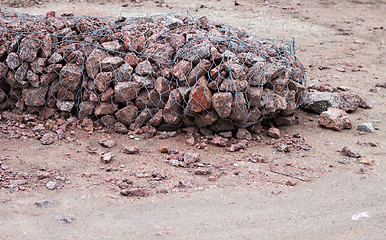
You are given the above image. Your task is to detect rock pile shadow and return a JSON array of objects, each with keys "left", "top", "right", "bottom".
[{"left": 0, "top": 9, "right": 306, "bottom": 131}]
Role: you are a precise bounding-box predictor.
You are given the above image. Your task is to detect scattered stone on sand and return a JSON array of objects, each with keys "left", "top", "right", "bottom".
[
  {"left": 226, "top": 141, "right": 247, "bottom": 152},
  {"left": 55, "top": 214, "right": 76, "bottom": 223},
  {"left": 122, "top": 146, "right": 140, "bottom": 154},
  {"left": 35, "top": 200, "right": 51, "bottom": 207},
  {"left": 194, "top": 168, "right": 211, "bottom": 175},
  {"left": 46, "top": 181, "right": 57, "bottom": 190},
  {"left": 99, "top": 139, "right": 116, "bottom": 148},
  {"left": 357, "top": 122, "right": 375, "bottom": 133},
  {"left": 268, "top": 127, "right": 281, "bottom": 139},
  {"left": 120, "top": 188, "right": 148, "bottom": 197},
  {"left": 285, "top": 180, "right": 297, "bottom": 186},
  {"left": 318, "top": 108, "right": 352, "bottom": 131},
  {"left": 340, "top": 147, "right": 361, "bottom": 158},
  {"left": 40, "top": 133, "right": 56, "bottom": 145},
  {"left": 101, "top": 152, "right": 114, "bottom": 163}
]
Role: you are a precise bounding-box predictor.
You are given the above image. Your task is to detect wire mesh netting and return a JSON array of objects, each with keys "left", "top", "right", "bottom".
[{"left": 0, "top": 9, "right": 306, "bottom": 131}]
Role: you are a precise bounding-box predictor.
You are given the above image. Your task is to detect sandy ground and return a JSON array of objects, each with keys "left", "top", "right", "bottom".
[{"left": 0, "top": 0, "right": 385, "bottom": 239}]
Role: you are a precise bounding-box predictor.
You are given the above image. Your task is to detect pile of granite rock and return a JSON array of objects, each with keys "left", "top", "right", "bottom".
[{"left": 0, "top": 10, "right": 306, "bottom": 131}]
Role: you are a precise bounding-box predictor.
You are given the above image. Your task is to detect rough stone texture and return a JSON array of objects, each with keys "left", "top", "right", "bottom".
[
  {"left": 318, "top": 108, "right": 352, "bottom": 131},
  {"left": 230, "top": 92, "right": 248, "bottom": 122},
  {"left": 165, "top": 16, "right": 183, "bottom": 28},
  {"left": 132, "top": 74, "right": 154, "bottom": 88},
  {"left": 56, "top": 100, "right": 74, "bottom": 112},
  {"left": 339, "top": 92, "right": 362, "bottom": 112},
  {"left": 120, "top": 188, "right": 148, "bottom": 197},
  {"left": 114, "top": 82, "right": 140, "bottom": 102},
  {"left": 99, "top": 139, "right": 116, "bottom": 148},
  {"left": 0, "top": 62, "right": 7, "bottom": 79},
  {"left": 6, "top": 52, "right": 21, "bottom": 70},
  {"left": 66, "top": 50, "right": 85, "bottom": 66},
  {"left": 135, "top": 60, "right": 152, "bottom": 76},
  {"left": 155, "top": 77, "right": 170, "bottom": 98},
  {"left": 134, "top": 89, "right": 164, "bottom": 109},
  {"left": 357, "top": 122, "right": 375, "bottom": 133},
  {"left": 247, "top": 61, "right": 267, "bottom": 86},
  {"left": 48, "top": 52, "right": 63, "bottom": 64},
  {"left": 101, "top": 40, "right": 123, "bottom": 52},
  {"left": 172, "top": 60, "right": 192, "bottom": 82},
  {"left": 114, "top": 122, "right": 128, "bottom": 134},
  {"left": 186, "top": 76, "right": 212, "bottom": 114},
  {"left": 100, "top": 87, "right": 114, "bottom": 102},
  {"left": 149, "top": 110, "right": 163, "bottom": 126},
  {"left": 115, "top": 105, "right": 138, "bottom": 126},
  {"left": 23, "top": 87, "right": 48, "bottom": 107},
  {"left": 78, "top": 101, "right": 94, "bottom": 119},
  {"left": 19, "top": 37, "right": 40, "bottom": 62},
  {"left": 211, "top": 136, "right": 229, "bottom": 147},
  {"left": 100, "top": 115, "right": 116, "bottom": 128},
  {"left": 212, "top": 92, "right": 233, "bottom": 119},
  {"left": 194, "top": 111, "right": 217, "bottom": 128},
  {"left": 219, "top": 78, "right": 249, "bottom": 92},
  {"left": 274, "top": 116, "right": 299, "bottom": 126},
  {"left": 163, "top": 89, "right": 183, "bottom": 125},
  {"left": 246, "top": 87, "right": 263, "bottom": 106},
  {"left": 26, "top": 70, "right": 40, "bottom": 88},
  {"left": 268, "top": 127, "right": 280, "bottom": 139},
  {"left": 100, "top": 57, "right": 124, "bottom": 72},
  {"left": 15, "top": 62, "right": 30, "bottom": 86},
  {"left": 95, "top": 103, "right": 117, "bottom": 116},
  {"left": 95, "top": 72, "right": 113, "bottom": 92},
  {"left": 101, "top": 152, "right": 114, "bottom": 163},
  {"left": 123, "top": 146, "right": 140, "bottom": 154},
  {"left": 0, "top": 11, "right": 309, "bottom": 131},
  {"left": 226, "top": 141, "right": 247, "bottom": 152},
  {"left": 86, "top": 49, "right": 108, "bottom": 79},
  {"left": 187, "top": 59, "right": 211, "bottom": 86},
  {"left": 59, "top": 64, "right": 84, "bottom": 91},
  {"left": 340, "top": 147, "right": 361, "bottom": 158},
  {"left": 236, "top": 128, "right": 252, "bottom": 140},
  {"left": 340, "top": 92, "right": 372, "bottom": 110},
  {"left": 40, "top": 133, "right": 56, "bottom": 145},
  {"left": 302, "top": 91, "right": 341, "bottom": 114},
  {"left": 114, "top": 63, "right": 133, "bottom": 82}
]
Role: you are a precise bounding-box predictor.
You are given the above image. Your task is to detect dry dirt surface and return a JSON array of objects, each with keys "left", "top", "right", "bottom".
[{"left": 0, "top": 0, "right": 385, "bottom": 239}]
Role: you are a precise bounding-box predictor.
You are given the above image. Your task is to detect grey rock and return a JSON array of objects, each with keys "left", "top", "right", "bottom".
[
  {"left": 357, "top": 122, "right": 375, "bottom": 133},
  {"left": 46, "top": 181, "right": 57, "bottom": 190},
  {"left": 114, "top": 63, "right": 133, "bottom": 82},
  {"left": 48, "top": 52, "right": 63, "bottom": 64},
  {"left": 55, "top": 214, "right": 76, "bottom": 223},
  {"left": 35, "top": 200, "right": 51, "bottom": 207},
  {"left": 135, "top": 60, "right": 152, "bottom": 76},
  {"left": 100, "top": 56, "right": 124, "bottom": 71},
  {"left": 302, "top": 91, "right": 341, "bottom": 114},
  {"left": 132, "top": 74, "right": 154, "bottom": 88},
  {"left": 165, "top": 16, "right": 183, "bottom": 28},
  {"left": 101, "top": 40, "right": 122, "bottom": 52},
  {"left": 183, "top": 152, "right": 200, "bottom": 164},
  {"left": 6, "top": 52, "right": 21, "bottom": 70},
  {"left": 57, "top": 100, "right": 74, "bottom": 112}
]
